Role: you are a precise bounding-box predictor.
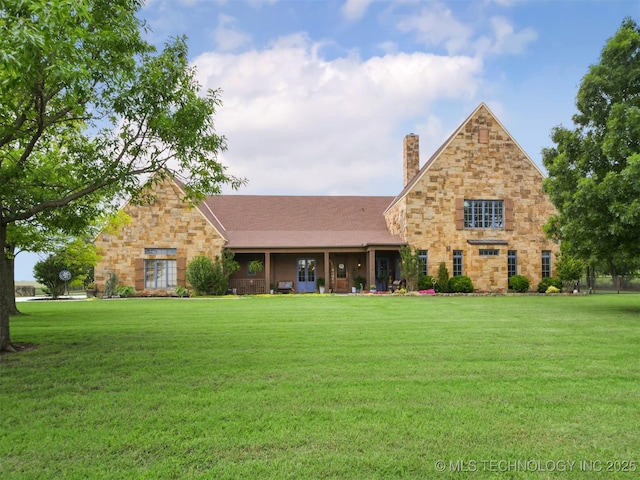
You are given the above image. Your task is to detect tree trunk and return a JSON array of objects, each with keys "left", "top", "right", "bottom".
[
  {"left": 7, "top": 248, "right": 21, "bottom": 316},
  {"left": 0, "top": 222, "right": 15, "bottom": 352}
]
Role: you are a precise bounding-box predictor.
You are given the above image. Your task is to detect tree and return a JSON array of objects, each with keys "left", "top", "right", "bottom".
[
  {"left": 33, "top": 239, "right": 99, "bottom": 299},
  {"left": 33, "top": 255, "right": 69, "bottom": 299},
  {"left": 542, "top": 18, "right": 640, "bottom": 286},
  {"left": 437, "top": 261, "right": 450, "bottom": 293},
  {"left": 399, "top": 246, "right": 420, "bottom": 291},
  {"left": 555, "top": 251, "right": 585, "bottom": 291},
  {"left": 0, "top": 1, "right": 243, "bottom": 351}
]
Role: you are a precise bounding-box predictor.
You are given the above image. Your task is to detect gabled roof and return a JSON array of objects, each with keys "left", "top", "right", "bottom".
[
  {"left": 385, "top": 102, "right": 546, "bottom": 213},
  {"left": 197, "top": 195, "right": 405, "bottom": 249}
]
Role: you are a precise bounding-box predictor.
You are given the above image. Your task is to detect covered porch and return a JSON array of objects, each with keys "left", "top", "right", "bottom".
[{"left": 229, "top": 247, "right": 402, "bottom": 294}]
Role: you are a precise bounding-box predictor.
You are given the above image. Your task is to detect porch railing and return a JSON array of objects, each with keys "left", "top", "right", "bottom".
[{"left": 229, "top": 279, "right": 266, "bottom": 295}]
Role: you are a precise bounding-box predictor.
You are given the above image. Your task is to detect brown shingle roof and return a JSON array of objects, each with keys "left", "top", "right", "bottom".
[{"left": 197, "top": 195, "right": 405, "bottom": 248}]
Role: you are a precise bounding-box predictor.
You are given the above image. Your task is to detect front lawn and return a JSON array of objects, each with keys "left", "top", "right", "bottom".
[{"left": 2, "top": 295, "right": 639, "bottom": 478}]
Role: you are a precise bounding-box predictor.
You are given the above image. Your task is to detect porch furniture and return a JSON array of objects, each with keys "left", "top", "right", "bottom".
[{"left": 277, "top": 281, "right": 293, "bottom": 293}]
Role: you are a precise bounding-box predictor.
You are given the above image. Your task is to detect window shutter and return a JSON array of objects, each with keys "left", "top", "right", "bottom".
[
  {"left": 455, "top": 198, "right": 464, "bottom": 230},
  {"left": 504, "top": 198, "right": 514, "bottom": 231},
  {"left": 177, "top": 257, "right": 187, "bottom": 287},
  {"left": 135, "top": 258, "right": 144, "bottom": 291}
]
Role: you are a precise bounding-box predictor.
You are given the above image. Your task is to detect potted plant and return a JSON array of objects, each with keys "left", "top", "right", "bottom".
[
  {"left": 248, "top": 260, "right": 264, "bottom": 274},
  {"left": 370, "top": 284, "right": 377, "bottom": 293},
  {"left": 85, "top": 282, "right": 97, "bottom": 298},
  {"left": 270, "top": 282, "right": 275, "bottom": 295},
  {"left": 353, "top": 275, "right": 366, "bottom": 293},
  {"left": 317, "top": 277, "right": 325, "bottom": 294}
]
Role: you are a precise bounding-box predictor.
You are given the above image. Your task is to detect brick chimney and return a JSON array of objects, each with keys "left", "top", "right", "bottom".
[{"left": 403, "top": 134, "right": 419, "bottom": 186}]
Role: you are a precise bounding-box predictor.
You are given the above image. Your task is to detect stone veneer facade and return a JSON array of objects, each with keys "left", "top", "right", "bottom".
[
  {"left": 94, "top": 178, "right": 225, "bottom": 293},
  {"left": 385, "top": 103, "right": 559, "bottom": 291}
]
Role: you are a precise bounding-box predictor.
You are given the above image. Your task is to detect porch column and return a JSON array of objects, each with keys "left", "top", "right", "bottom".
[
  {"left": 265, "top": 251, "right": 271, "bottom": 292},
  {"left": 324, "top": 251, "right": 330, "bottom": 290},
  {"left": 368, "top": 248, "right": 375, "bottom": 288}
]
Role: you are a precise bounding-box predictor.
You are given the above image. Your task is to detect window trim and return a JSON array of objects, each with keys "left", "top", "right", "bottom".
[{"left": 479, "top": 249, "right": 499, "bottom": 257}]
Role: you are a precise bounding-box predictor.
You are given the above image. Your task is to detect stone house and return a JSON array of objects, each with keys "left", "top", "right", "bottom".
[{"left": 94, "top": 103, "right": 558, "bottom": 294}]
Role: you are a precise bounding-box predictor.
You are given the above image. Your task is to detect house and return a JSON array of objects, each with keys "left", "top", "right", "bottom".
[{"left": 94, "top": 103, "right": 558, "bottom": 294}]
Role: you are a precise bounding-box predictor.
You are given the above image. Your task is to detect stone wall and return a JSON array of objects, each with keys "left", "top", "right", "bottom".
[
  {"left": 385, "top": 104, "right": 559, "bottom": 291},
  {"left": 94, "top": 178, "right": 226, "bottom": 292}
]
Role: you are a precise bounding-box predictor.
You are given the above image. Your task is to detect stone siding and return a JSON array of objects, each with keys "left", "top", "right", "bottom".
[
  {"left": 94, "top": 178, "right": 226, "bottom": 292},
  {"left": 385, "top": 104, "right": 559, "bottom": 291}
]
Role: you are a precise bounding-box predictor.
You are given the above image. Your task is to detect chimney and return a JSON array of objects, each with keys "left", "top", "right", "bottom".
[{"left": 403, "top": 134, "right": 419, "bottom": 186}]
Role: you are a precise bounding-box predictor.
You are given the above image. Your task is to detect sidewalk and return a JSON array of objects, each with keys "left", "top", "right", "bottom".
[{"left": 15, "top": 294, "right": 88, "bottom": 302}]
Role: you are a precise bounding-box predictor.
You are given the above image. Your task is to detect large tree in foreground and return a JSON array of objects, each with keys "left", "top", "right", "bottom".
[
  {"left": 542, "top": 18, "right": 640, "bottom": 279},
  {"left": 0, "top": 0, "right": 243, "bottom": 351}
]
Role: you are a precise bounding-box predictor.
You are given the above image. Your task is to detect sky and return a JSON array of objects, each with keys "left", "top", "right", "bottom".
[{"left": 14, "top": 0, "right": 640, "bottom": 280}]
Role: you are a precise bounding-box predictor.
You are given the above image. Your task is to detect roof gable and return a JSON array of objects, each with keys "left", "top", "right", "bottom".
[{"left": 385, "top": 102, "right": 545, "bottom": 213}]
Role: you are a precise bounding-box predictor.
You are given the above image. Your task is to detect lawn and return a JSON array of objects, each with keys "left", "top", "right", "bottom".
[{"left": 1, "top": 295, "right": 639, "bottom": 479}]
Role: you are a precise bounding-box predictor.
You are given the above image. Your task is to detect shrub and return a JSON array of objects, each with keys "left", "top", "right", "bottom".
[
  {"left": 211, "top": 249, "right": 240, "bottom": 295},
  {"left": 418, "top": 275, "right": 435, "bottom": 290},
  {"left": 448, "top": 275, "right": 474, "bottom": 293},
  {"left": 186, "top": 255, "right": 216, "bottom": 295},
  {"left": 33, "top": 254, "right": 68, "bottom": 298},
  {"left": 437, "top": 262, "right": 450, "bottom": 293},
  {"left": 174, "top": 286, "right": 189, "bottom": 297},
  {"left": 537, "top": 277, "right": 562, "bottom": 293},
  {"left": 546, "top": 285, "right": 561, "bottom": 294},
  {"left": 508, "top": 275, "right": 530, "bottom": 293},
  {"left": 115, "top": 285, "right": 134, "bottom": 298},
  {"left": 354, "top": 275, "right": 367, "bottom": 291}
]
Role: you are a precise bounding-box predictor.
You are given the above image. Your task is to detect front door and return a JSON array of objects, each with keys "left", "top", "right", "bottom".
[
  {"left": 376, "top": 257, "right": 390, "bottom": 291},
  {"left": 297, "top": 258, "right": 316, "bottom": 293},
  {"left": 335, "top": 258, "right": 349, "bottom": 293}
]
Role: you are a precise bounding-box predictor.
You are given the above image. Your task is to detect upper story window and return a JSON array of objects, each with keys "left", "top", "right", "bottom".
[
  {"left": 144, "top": 248, "right": 177, "bottom": 255},
  {"left": 464, "top": 200, "right": 504, "bottom": 229}
]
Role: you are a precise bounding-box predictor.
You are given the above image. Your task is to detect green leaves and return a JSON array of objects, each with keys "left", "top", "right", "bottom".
[{"left": 543, "top": 18, "right": 640, "bottom": 269}]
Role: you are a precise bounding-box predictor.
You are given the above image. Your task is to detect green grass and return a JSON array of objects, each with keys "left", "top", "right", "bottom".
[{"left": 2, "top": 295, "right": 640, "bottom": 479}]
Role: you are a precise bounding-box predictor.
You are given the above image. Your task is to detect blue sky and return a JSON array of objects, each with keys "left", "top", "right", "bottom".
[{"left": 15, "top": 0, "right": 640, "bottom": 280}]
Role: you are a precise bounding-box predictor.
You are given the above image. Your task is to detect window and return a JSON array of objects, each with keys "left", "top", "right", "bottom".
[
  {"left": 479, "top": 249, "right": 499, "bottom": 257},
  {"left": 145, "top": 259, "right": 177, "bottom": 289},
  {"left": 337, "top": 262, "right": 347, "bottom": 279},
  {"left": 144, "top": 248, "right": 177, "bottom": 255},
  {"left": 464, "top": 200, "right": 504, "bottom": 229},
  {"left": 418, "top": 250, "right": 428, "bottom": 276},
  {"left": 508, "top": 250, "right": 517, "bottom": 278},
  {"left": 542, "top": 250, "right": 551, "bottom": 278},
  {"left": 453, "top": 250, "right": 463, "bottom": 276}
]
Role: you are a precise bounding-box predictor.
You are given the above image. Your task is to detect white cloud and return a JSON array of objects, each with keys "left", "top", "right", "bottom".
[
  {"left": 211, "top": 14, "right": 252, "bottom": 52},
  {"left": 341, "top": 0, "right": 375, "bottom": 22},
  {"left": 396, "top": 4, "right": 536, "bottom": 57},
  {"left": 396, "top": 3, "right": 473, "bottom": 55},
  {"left": 484, "top": 16, "right": 538, "bottom": 55},
  {"left": 193, "top": 34, "right": 482, "bottom": 195}
]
